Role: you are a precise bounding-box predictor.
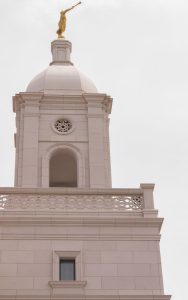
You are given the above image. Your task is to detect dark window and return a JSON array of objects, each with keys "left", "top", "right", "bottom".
[{"left": 59, "top": 259, "right": 75, "bottom": 280}]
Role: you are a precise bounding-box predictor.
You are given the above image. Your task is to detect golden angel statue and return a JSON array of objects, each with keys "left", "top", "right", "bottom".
[{"left": 57, "top": 1, "right": 82, "bottom": 38}]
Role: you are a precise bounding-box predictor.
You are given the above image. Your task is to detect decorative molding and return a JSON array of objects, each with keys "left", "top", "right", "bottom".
[
  {"left": 51, "top": 117, "right": 75, "bottom": 135},
  {"left": 83, "top": 94, "right": 112, "bottom": 114},
  {"left": 0, "top": 187, "right": 159, "bottom": 213},
  {"left": 0, "top": 234, "right": 162, "bottom": 241},
  {"left": 0, "top": 187, "right": 144, "bottom": 195},
  {"left": 49, "top": 280, "right": 87, "bottom": 288},
  {"left": 24, "top": 113, "right": 40, "bottom": 117},
  {"left": 0, "top": 294, "right": 171, "bottom": 300},
  {"left": 87, "top": 114, "right": 105, "bottom": 119},
  {"left": 55, "top": 251, "right": 80, "bottom": 256},
  {"left": 0, "top": 214, "right": 162, "bottom": 226},
  {"left": 0, "top": 194, "right": 143, "bottom": 212},
  {"left": 50, "top": 60, "right": 73, "bottom": 66}
]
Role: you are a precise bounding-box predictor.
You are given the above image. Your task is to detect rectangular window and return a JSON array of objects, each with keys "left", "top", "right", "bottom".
[{"left": 59, "top": 259, "right": 75, "bottom": 281}]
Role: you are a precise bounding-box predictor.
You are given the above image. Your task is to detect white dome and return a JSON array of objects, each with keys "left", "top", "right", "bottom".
[
  {"left": 26, "top": 64, "right": 97, "bottom": 95},
  {"left": 26, "top": 39, "right": 97, "bottom": 95}
]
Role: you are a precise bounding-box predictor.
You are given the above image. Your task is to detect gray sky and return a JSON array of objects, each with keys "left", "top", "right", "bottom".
[{"left": 0, "top": 0, "right": 188, "bottom": 299}]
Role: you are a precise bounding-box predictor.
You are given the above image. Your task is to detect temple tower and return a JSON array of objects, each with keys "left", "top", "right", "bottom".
[
  {"left": 13, "top": 39, "right": 112, "bottom": 189},
  {"left": 0, "top": 37, "right": 171, "bottom": 300}
]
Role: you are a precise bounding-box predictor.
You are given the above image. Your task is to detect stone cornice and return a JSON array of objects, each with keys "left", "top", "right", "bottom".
[
  {"left": 84, "top": 94, "right": 112, "bottom": 113},
  {"left": 13, "top": 93, "right": 43, "bottom": 112},
  {"left": 0, "top": 294, "right": 171, "bottom": 300},
  {"left": 0, "top": 214, "right": 163, "bottom": 226},
  {"left": 0, "top": 233, "right": 161, "bottom": 241},
  {"left": 0, "top": 234, "right": 161, "bottom": 241},
  {"left": 140, "top": 183, "right": 155, "bottom": 189},
  {"left": 0, "top": 187, "right": 143, "bottom": 195},
  {"left": 13, "top": 93, "right": 112, "bottom": 113}
]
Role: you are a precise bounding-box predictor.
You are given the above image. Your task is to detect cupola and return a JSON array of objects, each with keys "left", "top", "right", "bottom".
[{"left": 26, "top": 39, "right": 97, "bottom": 95}]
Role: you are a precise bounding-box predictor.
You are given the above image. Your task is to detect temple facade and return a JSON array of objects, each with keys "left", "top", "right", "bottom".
[{"left": 0, "top": 38, "right": 171, "bottom": 300}]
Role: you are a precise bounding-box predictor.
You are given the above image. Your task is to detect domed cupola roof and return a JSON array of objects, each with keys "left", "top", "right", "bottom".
[{"left": 26, "top": 39, "right": 97, "bottom": 95}]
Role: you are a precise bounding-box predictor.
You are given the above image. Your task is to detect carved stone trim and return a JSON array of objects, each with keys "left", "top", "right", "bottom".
[
  {"left": 0, "top": 194, "right": 143, "bottom": 212},
  {"left": 0, "top": 187, "right": 144, "bottom": 195},
  {"left": 49, "top": 280, "right": 87, "bottom": 288},
  {"left": 0, "top": 293, "right": 172, "bottom": 300}
]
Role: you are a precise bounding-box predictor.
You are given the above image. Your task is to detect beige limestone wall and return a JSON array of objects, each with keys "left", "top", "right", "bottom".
[{"left": 0, "top": 226, "right": 164, "bottom": 297}]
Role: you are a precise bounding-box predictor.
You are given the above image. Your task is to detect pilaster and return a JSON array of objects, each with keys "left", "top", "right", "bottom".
[
  {"left": 13, "top": 94, "right": 42, "bottom": 187},
  {"left": 85, "top": 94, "right": 112, "bottom": 188}
]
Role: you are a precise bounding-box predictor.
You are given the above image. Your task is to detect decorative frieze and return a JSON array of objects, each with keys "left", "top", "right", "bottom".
[{"left": 0, "top": 193, "right": 143, "bottom": 211}]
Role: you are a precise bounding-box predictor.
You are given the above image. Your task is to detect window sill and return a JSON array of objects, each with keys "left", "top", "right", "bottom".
[{"left": 49, "top": 280, "right": 87, "bottom": 288}]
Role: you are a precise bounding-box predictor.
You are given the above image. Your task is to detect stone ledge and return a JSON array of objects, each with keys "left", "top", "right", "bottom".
[
  {"left": 0, "top": 215, "right": 163, "bottom": 227},
  {"left": 0, "top": 187, "right": 143, "bottom": 195},
  {"left": 0, "top": 294, "right": 171, "bottom": 300},
  {"left": 0, "top": 233, "right": 161, "bottom": 241},
  {"left": 49, "top": 280, "right": 87, "bottom": 288}
]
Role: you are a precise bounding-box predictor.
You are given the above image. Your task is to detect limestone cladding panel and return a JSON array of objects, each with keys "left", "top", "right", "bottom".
[
  {"left": 21, "top": 102, "right": 40, "bottom": 187},
  {"left": 104, "top": 117, "right": 112, "bottom": 186},
  {"left": 15, "top": 107, "right": 24, "bottom": 186},
  {"left": 0, "top": 229, "right": 164, "bottom": 295},
  {"left": 88, "top": 114, "right": 111, "bottom": 188},
  {"left": 14, "top": 110, "right": 20, "bottom": 186},
  {"left": 0, "top": 225, "right": 158, "bottom": 239}
]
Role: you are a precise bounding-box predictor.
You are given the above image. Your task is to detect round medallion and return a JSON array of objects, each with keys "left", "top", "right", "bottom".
[{"left": 54, "top": 119, "right": 72, "bottom": 134}]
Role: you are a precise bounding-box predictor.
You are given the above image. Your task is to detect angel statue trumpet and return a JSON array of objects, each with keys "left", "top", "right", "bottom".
[{"left": 56, "top": 1, "right": 82, "bottom": 38}]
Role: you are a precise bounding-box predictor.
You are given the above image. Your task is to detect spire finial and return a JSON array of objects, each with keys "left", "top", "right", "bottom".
[{"left": 56, "top": 1, "right": 82, "bottom": 39}]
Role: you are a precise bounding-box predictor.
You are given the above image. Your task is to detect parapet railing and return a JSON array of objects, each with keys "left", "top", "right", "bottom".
[{"left": 0, "top": 184, "right": 155, "bottom": 213}]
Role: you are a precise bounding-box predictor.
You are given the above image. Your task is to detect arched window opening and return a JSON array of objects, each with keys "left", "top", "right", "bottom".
[{"left": 49, "top": 149, "right": 77, "bottom": 187}]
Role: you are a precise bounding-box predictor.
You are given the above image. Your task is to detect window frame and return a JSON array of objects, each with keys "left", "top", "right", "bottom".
[
  {"left": 59, "top": 258, "right": 76, "bottom": 281},
  {"left": 49, "top": 251, "right": 87, "bottom": 291},
  {"left": 52, "top": 251, "right": 81, "bottom": 282}
]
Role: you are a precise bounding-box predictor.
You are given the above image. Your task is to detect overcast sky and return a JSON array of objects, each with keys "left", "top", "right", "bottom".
[{"left": 0, "top": 1, "right": 188, "bottom": 299}]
